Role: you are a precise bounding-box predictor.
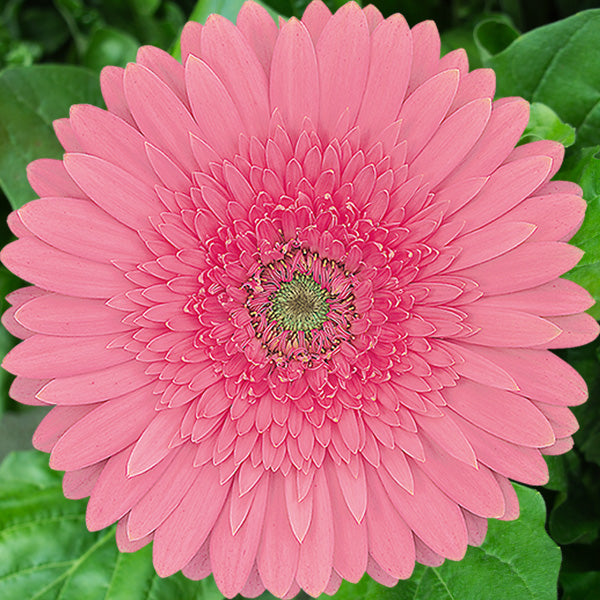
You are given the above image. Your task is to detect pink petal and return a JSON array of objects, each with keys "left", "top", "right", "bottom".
[
  {"left": 153, "top": 463, "right": 232, "bottom": 576},
  {"left": 367, "top": 555, "right": 400, "bottom": 586},
  {"left": 449, "top": 221, "right": 535, "bottom": 271},
  {"left": 539, "top": 313, "right": 600, "bottom": 349},
  {"left": 356, "top": 14, "right": 412, "bottom": 145},
  {"left": 181, "top": 539, "right": 210, "bottom": 580},
  {"left": 499, "top": 193, "right": 587, "bottom": 242},
  {"left": 541, "top": 437, "right": 574, "bottom": 455},
  {"left": 456, "top": 242, "right": 583, "bottom": 295},
  {"left": 33, "top": 405, "right": 96, "bottom": 452},
  {"left": 270, "top": 18, "right": 319, "bottom": 140},
  {"left": 185, "top": 55, "right": 245, "bottom": 159},
  {"left": 257, "top": 474, "right": 300, "bottom": 598},
  {"left": 37, "top": 362, "right": 149, "bottom": 405},
  {"left": 419, "top": 436, "right": 505, "bottom": 518},
  {"left": 316, "top": 2, "right": 370, "bottom": 140},
  {"left": 27, "top": 158, "right": 85, "bottom": 199},
  {"left": 201, "top": 15, "right": 270, "bottom": 138},
  {"left": 136, "top": 45, "right": 188, "bottom": 109},
  {"left": 18, "top": 197, "right": 149, "bottom": 263},
  {"left": 145, "top": 143, "right": 192, "bottom": 193},
  {"left": 127, "top": 405, "right": 187, "bottom": 476},
  {"left": 463, "top": 510, "right": 488, "bottom": 546},
  {"left": 6, "top": 285, "right": 45, "bottom": 307},
  {"left": 296, "top": 468, "right": 334, "bottom": 596},
  {"left": 455, "top": 345, "right": 588, "bottom": 406},
  {"left": 442, "top": 341, "right": 518, "bottom": 391},
  {"left": 301, "top": 0, "right": 332, "bottom": 45},
  {"left": 14, "top": 294, "right": 129, "bottom": 337},
  {"left": 237, "top": 2, "right": 278, "bottom": 77},
  {"left": 63, "top": 153, "right": 163, "bottom": 230},
  {"left": 363, "top": 4, "right": 384, "bottom": 32},
  {"left": 413, "top": 410, "right": 477, "bottom": 467},
  {"left": 365, "top": 464, "right": 415, "bottom": 579},
  {"left": 380, "top": 446, "right": 414, "bottom": 493},
  {"left": 434, "top": 176, "right": 488, "bottom": 216},
  {"left": 475, "top": 279, "right": 594, "bottom": 317},
  {"left": 240, "top": 565, "right": 266, "bottom": 598},
  {"left": 53, "top": 118, "right": 82, "bottom": 152},
  {"left": 284, "top": 471, "right": 313, "bottom": 542},
  {"left": 413, "top": 537, "right": 444, "bottom": 567},
  {"left": 86, "top": 445, "right": 174, "bottom": 531},
  {"left": 50, "top": 385, "right": 157, "bottom": 470},
  {"left": 448, "top": 68, "right": 495, "bottom": 113},
  {"left": 399, "top": 70, "right": 459, "bottom": 162},
  {"left": 378, "top": 462, "right": 468, "bottom": 560},
  {"left": 506, "top": 139, "right": 564, "bottom": 182},
  {"left": 1, "top": 305, "right": 33, "bottom": 339},
  {"left": 70, "top": 104, "right": 157, "bottom": 184},
  {"left": 441, "top": 97, "right": 529, "bottom": 186},
  {"left": 100, "top": 66, "right": 134, "bottom": 125},
  {"left": 180, "top": 21, "right": 202, "bottom": 63},
  {"left": 9, "top": 377, "right": 50, "bottom": 406},
  {"left": 210, "top": 474, "right": 269, "bottom": 598},
  {"left": 124, "top": 63, "right": 200, "bottom": 173},
  {"left": 495, "top": 473, "right": 520, "bottom": 520},
  {"left": 7, "top": 211, "right": 30, "bottom": 238},
  {"left": 451, "top": 412, "right": 549, "bottom": 485},
  {"left": 335, "top": 457, "right": 367, "bottom": 521},
  {"left": 463, "top": 305, "right": 561, "bottom": 347},
  {"left": 407, "top": 21, "right": 440, "bottom": 93},
  {"left": 444, "top": 380, "right": 555, "bottom": 447},
  {"left": 453, "top": 155, "right": 553, "bottom": 232},
  {"left": 1, "top": 238, "right": 128, "bottom": 299},
  {"left": 325, "top": 461, "right": 368, "bottom": 583},
  {"left": 534, "top": 403, "right": 578, "bottom": 439},
  {"left": 116, "top": 516, "right": 152, "bottom": 553},
  {"left": 410, "top": 98, "right": 491, "bottom": 186},
  {"left": 63, "top": 461, "right": 105, "bottom": 499},
  {"left": 3, "top": 333, "right": 129, "bottom": 378}
]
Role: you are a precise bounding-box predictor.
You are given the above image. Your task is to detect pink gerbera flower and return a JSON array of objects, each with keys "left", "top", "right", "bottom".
[{"left": 1, "top": 1, "right": 598, "bottom": 597}]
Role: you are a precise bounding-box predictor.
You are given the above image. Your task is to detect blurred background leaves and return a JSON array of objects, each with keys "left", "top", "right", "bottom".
[{"left": 1, "top": 1, "right": 600, "bottom": 599}]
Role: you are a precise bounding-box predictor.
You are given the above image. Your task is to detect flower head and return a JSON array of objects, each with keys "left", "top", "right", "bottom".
[{"left": 1, "top": 1, "right": 598, "bottom": 597}]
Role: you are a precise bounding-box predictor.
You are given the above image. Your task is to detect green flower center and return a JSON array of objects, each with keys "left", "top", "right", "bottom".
[{"left": 269, "top": 273, "right": 330, "bottom": 332}]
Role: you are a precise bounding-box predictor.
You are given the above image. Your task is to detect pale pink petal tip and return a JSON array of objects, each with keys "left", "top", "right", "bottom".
[{"left": 1, "top": 0, "right": 597, "bottom": 598}]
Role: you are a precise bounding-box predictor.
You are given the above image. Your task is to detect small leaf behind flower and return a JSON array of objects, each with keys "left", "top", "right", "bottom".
[
  {"left": 486, "top": 10, "right": 600, "bottom": 148},
  {"left": 0, "top": 65, "right": 103, "bottom": 209},
  {"left": 0, "top": 451, "right": 223, "bottom": 600},
  {"left": 559, "top": 146, "right": 600, "bottom": 319},
  {"left": 521, "top": 102, "right": 576, "bottom": 148}
]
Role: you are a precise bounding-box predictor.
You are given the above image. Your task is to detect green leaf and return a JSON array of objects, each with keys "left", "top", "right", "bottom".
[
  {"left": 473, "top": 15, "right": 519, "bottom": 63},
  {"left": 549, "top": 460, "right": 600, "bottom": 545},
  {"left": 486, "top": 10, "right": 600, "bottom": 148},
  {"left": 440, "top": 27, "right": 482, "bottom": 70},
  {"left": 561, "top": 571, "right": 600, "bottom": 600},
  {"left": 547, "top": 340, "right": 600, "bottom": 546},
  {"left": 325, "top": 484, "right": 560, "bottom": 600},
  {"left": 0, "top": 451, "right": 223, "bottom": 600},
  {"left": 520, "top": 102, "right": 576, "bottom": 148},
  {"left": 129, "top": 0, "right": 162, "bottom": 17},
  {"left": 83, "top": 27, "right": 139, "bottom": 71},
  {"left": 558, "top": 339, "right": 600, "bottom": 468},
  {"left": 558, "top": 146, "right": 600, "bottom": 319},
  {"left": 0, "top": 65, "right": 103, "bottom": 209}
]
